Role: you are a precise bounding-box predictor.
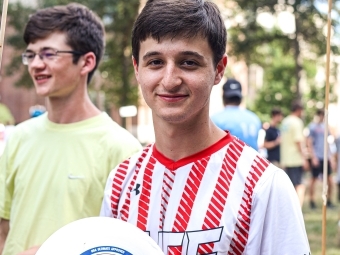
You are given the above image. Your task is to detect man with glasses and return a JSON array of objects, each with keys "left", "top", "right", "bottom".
[{"left": 0, "top": 4, "right": 142, "bottom": 255}]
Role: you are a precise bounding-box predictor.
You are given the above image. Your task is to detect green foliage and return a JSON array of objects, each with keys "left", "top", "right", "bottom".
[
  {"left": 228, "top": 0, "right": 340, "bottom": 124},
  {"left": 6, "top": 0, "right": 140, "bottom": 110}
]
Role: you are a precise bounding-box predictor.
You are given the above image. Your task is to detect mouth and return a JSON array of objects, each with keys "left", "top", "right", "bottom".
[
  {"left": 35, "top": 75, "right": 51, "bottom": 81},
  {"left": 34, "top": 75, "right": 52, "bottom": 84},
  {"left": 157, "top": 93, "right": 188, "bottom": 102}
]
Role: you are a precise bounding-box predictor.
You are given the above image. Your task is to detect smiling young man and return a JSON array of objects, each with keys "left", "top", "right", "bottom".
[
  {"left": 0, "top": 4, "right": 142, "bottom": 255},
  {"left": 100, "top": 0, "right": 310, "bottom": 254}
]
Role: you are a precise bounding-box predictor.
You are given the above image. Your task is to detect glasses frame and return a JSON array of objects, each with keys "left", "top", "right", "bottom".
[{"left": 22, "top": 49, "right": 85, "bottom": 65}]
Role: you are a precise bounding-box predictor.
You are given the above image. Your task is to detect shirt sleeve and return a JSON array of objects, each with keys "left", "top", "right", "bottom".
[
  {"left": 264, "top": 129, "right": 274, "bottom": 142},
  {"left": 99, "top": 169, "right": 115, "bottom": 218},
  {"left": 0, "top": 141, "right": 13, "bottom": 220},
  {"left": 245, "top": 166, "right": 310, "bottom": 255}
]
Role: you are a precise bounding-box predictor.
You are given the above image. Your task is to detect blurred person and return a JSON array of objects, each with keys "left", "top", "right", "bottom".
[
  {"left": 334, "top": 135, "right": 340, "bottom": 203},
  {"left": 263, "top": 107, "right": 283, "bottom": 167},
  {"left": 29, "top": 104, "right": 46, "bottom": 118},
  {"left": 100, "top": 0, "right": 310, "bottom": 254},
  {"left": 0, "top": 100, "right": 14, "bottom": 126},
  {"left": 211, "top": 78, "right": 261, "bottom": 150},
  {"left": 0, "top": 124, "right": 5, "bottom": 156},
  {"left": 0, "top": 4, "right": 142, "bottom": 255},
  {"left": 280, "top": 102, "right": 308, "bottom": 206},
  {"left": 307, "top": 109, "right": 334, "bottom": 209}
]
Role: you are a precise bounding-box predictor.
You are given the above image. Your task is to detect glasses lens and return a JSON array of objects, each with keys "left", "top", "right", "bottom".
[
  {"left": 41, "top": 49, "right": 58, "bottom": 60},
  {"left": 22, "top": 52, "right": 35, "bottom": 65}
]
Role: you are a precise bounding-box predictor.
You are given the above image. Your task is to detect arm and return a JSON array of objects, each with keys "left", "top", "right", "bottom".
[
  {"left": 0, "top": 218, "right": 9, "bottom": 254},
  {"left": 263, "top": 139, "right": 280, "bottom": 150},
  {"left": 247, "top": 169, "right": 310, "bottom": 254},
  {"left": 306, "top": 135, "right": 318, "bottom": 167}
]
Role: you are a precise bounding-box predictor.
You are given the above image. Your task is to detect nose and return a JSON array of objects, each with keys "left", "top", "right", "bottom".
[{"left": 161, "top": 63, "right": 182, "bottom": 91}]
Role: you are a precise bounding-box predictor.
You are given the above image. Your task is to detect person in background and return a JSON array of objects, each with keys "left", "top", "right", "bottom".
[
  {"left": 306, "top": 109, "right": 334, "bottom": 209},
  {"left": 0, "top": 100, "right": 14, "bottom": 126},
  {"left": 280, "top": 102, "right": 308, "bottom": 207},
  {"left": 100, "top": 0, "right": 310, "bottom": 253},
  {"left": 263, "top": 107, "right": 283, "bottom": 167},
  {"left": 334, "top": 134, "right": 340, "bottom": 203},
  {"left": 211, "top": 78, "right": 261, "bottom": 150},
  {"left": 29, "top": 105, "right": 46, "bottom": 118},
  {"left": 0, "top": 4, "right": 142, "bottom": 255}
]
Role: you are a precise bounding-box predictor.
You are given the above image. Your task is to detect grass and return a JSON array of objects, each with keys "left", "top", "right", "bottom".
[{"left": 302, "top": 173, "right": 340, "bottom": 255}]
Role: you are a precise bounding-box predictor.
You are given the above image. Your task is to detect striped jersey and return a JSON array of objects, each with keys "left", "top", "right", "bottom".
[{"left": 101, "top": 133, "right": 310, "bottom": 255}]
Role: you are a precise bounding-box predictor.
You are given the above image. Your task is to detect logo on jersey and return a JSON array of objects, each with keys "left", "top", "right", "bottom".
[
  {"left": 80, "top": 246, "right": 133, "bottom": 255},
  {"left": 132, "top": 183, "right": 141, "bottom": 195}
]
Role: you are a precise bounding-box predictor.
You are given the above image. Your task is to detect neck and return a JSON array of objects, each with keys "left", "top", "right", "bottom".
[
  {"left": 270, "top": 119, "right": 277, "bottom": 127},
  {"left": 46, "top": 89, "right": 101, "bottom": 124},
  {"left": 153, "top": 117, "right": 226, "bottom": 161}
]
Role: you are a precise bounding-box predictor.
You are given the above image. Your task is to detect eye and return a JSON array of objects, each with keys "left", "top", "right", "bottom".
[
  {"left": 41, "top": 50, "right": 57, "bottom": 59},
  {"left": 148, "top": 59, "right": 163, "bottom": 66},
  {"left": 25, "top": 53, "right": 35, "bottom": 59},
  {"left": 182, "top": 60, "right": 198, "bottom": 66}
]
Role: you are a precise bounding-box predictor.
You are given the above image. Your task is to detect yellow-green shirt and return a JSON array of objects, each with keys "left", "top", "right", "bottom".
[
  {"left": 0, "top": 112, "right": 142, "bottom": 255},
  {"left": 0, "top": 103, "right": 14, "bottom": 125},
  {"left": 280, "top": 115, "right": 304, "bottom": 167}
]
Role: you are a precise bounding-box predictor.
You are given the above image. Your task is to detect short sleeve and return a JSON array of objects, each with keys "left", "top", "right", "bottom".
[
  {"left": 245, "top": 167, "right": 310, "bottom": 254},
  {"left": 0, "top": 143, "right": 13, "bottom": 220}
]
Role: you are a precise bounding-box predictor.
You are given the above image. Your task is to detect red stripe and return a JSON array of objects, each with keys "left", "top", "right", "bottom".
[
  {"left": 169, "top": 157, "right": 209, "bottom": 254},
  {"left": 110, "top": 159, "right": 130, "bottom": 217},
  {"left": 228, "top": 155, "right": 270, "bottom": 254},
  {"left": 117, "top": 146, "right": 150, "bottom": 222},
  {"left": 136, "top": 155, "right": 156, "bottom": 230},
  {"left": 198, "top": 140, "right": 245, "bottom": 253}
]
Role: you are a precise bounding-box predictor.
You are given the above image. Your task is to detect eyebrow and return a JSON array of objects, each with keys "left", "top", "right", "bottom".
[
  {"left": 142, "top": 51, "right": 205, "bottom": 61},
  {"left": 25, "top": 47, "right": 54, "bottom": 53}
]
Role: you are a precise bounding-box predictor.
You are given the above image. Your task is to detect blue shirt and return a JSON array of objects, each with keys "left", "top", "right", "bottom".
[
  {"left": 211, "top": 106, "right": 261, "bottom": 150},
  {"left": 308, "top": 122, "right": 328, "bottom": 160}
]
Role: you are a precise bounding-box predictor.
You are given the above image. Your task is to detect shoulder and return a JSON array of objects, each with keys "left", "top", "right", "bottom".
[{"left": 6, "top": 115, "right": 45, "bottom": 141}]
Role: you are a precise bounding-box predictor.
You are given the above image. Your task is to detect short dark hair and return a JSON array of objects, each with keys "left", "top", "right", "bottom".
[
  {"left": 23, "top": 3, "right": 105, "bottom": 84},
  {"left": 271, "top": 107, "right": 282, "bottom": 117},
  {"left": 132, "top": 0, "right": 227, "bottom": 67},
  {"left": 291, "top": 101, "right": 303, "bottom": 112},
  {"left": 223, "top": 96, "right": 241, "bottom": 106},
  {"left": 316, "top": 108, "right": 324, "bottom": 116}
]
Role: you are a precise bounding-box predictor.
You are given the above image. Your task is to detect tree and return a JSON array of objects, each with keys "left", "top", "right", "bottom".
[
  {"left": 226, "top": 0, "right": 340, "bottom": 121},
  {"left": 6, "top": 0, "right": 140, "bottom": 126}
]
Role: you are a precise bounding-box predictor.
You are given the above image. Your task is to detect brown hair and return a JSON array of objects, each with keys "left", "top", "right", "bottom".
[
  {"left": 23, "top": 3, "right": 105, "bottom": 84},
  {"left": 132, "top": 0, "right": 227, "bottom": 67}
]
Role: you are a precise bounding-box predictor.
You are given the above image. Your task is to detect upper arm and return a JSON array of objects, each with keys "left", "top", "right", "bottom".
[
  {"left": 0, "top": 218, "right": 10, "bottom": 253},
  {"left": 247, "top": 169, "right": 310, "bottom": 254},
  {"left": 0, "top": 218, "right": 9, "bottom": 236}
]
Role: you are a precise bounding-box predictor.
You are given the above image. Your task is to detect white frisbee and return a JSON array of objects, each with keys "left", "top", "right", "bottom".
[{"left": 36, "top": 217, "right": 164, "bottom": 255}]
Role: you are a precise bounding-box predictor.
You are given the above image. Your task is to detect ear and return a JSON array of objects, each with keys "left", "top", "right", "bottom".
[
  {"left": 214, "top": 54, "right": 228, "bottom": 85},
  {"left": 80, "top": 52, "right": 96, "bottom": 76},
  {"left": 132, "top": 56, "right": 139, "bottom": 83}
]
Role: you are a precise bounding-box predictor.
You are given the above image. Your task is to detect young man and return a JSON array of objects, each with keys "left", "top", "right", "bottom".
[
  {"left": 211, "top": 78, "right": 261, "bottom": 151},
  {"left": 280, "top": 102, "right": 308, "bottom": 207},
  {"left": 306, "top": 109, "right": 334, "bottom": 209},
  {"left": 101, "top": 0, "right": 310, "bottom": 254},
  {"left": 0, "top": 4, "right": 142, "bottom": 255},
  {"left": 263, "top": 107, "right": 283, "bottom": 166}
]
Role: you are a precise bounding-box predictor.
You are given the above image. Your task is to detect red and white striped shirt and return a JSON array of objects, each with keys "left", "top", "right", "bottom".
[{"left": 101, "top": 134, "right": 310, "bottom": 255}]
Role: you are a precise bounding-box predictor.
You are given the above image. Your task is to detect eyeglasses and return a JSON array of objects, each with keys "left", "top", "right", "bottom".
[{"left": 22, "top": 48, "right": 84, "bottom": 65}]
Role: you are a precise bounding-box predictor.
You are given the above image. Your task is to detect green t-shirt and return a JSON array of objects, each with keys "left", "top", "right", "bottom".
[
  {"left": 0, "top": 103, "right": 14, "bottom": 125},
  {"left": 280, "top": 115, "right": 304, "bottom": 167},
  {"left": 0, "top": 112, "right": 142, "bottom": 255}
]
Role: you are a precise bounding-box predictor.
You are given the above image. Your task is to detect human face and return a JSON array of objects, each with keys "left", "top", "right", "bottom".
[
  {"left": 26, "top": 32, "right": 84, "bottom": 98},
  {"left": 133, "top": 36, "right": 227, "bottom": 125}
]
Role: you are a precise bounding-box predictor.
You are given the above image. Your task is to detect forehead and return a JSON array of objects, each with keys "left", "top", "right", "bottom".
[
  {"left": 27, "top": 32, "right": 69, "bottom": 51},
  {"left": 139, "top": 35, "right": 213, "bottom": 59}
]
